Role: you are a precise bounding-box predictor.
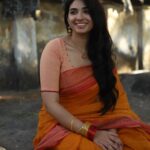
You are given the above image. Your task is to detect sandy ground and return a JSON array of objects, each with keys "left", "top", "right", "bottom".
[{"left": 0, "top": 73, "right": 150, "bottom": 150}]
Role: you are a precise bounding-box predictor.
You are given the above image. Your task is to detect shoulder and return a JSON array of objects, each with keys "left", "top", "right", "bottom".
[
  {"left": 45, "top": 37, "right": 62, "bottom": 50},
  {"left": 42, "top": 37, "right": 64, "bottom": 56}
]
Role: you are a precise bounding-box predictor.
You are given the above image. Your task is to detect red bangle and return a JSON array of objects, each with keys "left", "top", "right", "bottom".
[{"left": 87, "top": 125, "right": 97, "bottom": 141}]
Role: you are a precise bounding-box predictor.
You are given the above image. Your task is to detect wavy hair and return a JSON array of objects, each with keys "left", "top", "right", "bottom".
[{"left": 64, "top": 0, "right": 118, "bottom": 115}]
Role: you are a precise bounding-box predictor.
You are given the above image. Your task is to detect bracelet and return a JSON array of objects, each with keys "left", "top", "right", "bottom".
[
  {"left": 79, "top": 122, "right": 97, "bottom": 141},
  {"left": 87, "top": 125, "right": 97, "bottom": 141},
  {"left": 79, "top": 122, "right": 91, "bottom": 137}
]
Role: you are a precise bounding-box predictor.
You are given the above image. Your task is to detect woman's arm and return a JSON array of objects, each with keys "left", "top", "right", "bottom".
[
  {"left": 42, "top": 91, "right": 83, "bottom": 133},
  {"left": 40, "top": 40, "right": 83, "bottom": 133}
]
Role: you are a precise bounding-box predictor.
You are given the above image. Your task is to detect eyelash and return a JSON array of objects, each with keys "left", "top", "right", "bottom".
[
  {"left": 69, "top": 11, "right": 77, "bottom": 15},
  {"left": 69, "top": 10, "right": 89, "bottom": 15},
  {"left": 84, "top": 10, "right": 89, "bottom": 14}
]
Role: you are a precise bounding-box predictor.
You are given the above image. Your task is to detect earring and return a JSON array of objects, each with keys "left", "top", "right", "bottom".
[{"left": 67, "top": 26, "right": 72, "bottom": 33}]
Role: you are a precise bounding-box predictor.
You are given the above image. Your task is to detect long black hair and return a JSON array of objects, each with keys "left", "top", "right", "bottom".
[{"left": 64, "top": 0, "right": 118, "bottom": 115}]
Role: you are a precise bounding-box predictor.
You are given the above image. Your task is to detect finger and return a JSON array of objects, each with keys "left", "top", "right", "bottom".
[
  {"left": 112, "top": 143, "right": 121, "bottom": 150},
  {"left": 100, "top": 139, "right": 115, "bottom": 150},
  {"left": 118, "top": 142, "right": 123, "bottom": 150},
  {"left": 107, "top": 140, "right": 119, "bottom": 150},
  {"left": 110, "top": 138, "right": 123, "bottom": 150},
  {"left": 98, "top": 143, "right": 107, "bottom": 150},
  {"left": 103, "top": 144, "right": 115, "bottom": 150},
  {"left": 110, "top": 136, "right": 122, "bottom": 145},
  {"left": 99, "top": 139, "right": 119, "bottom": 150},
  {"left": 97, "top": 139, "right": 114, "bottom": 150},
  {"left": 109, "top": 131, "right": 118, "bottom": 137},
  {"left": 109, "top": 137, "right": 122, "bottom": 149},
  {"left": 109, "top": 129, "right": 117, "bottom": 133}
]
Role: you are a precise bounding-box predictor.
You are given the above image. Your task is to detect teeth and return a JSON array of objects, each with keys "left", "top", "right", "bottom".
[
  {"left": 76, "top": 23, "right": 86, "bottom": 24},
  {"left": 77, "top": 24, "right": 86, "bottom": 25}
]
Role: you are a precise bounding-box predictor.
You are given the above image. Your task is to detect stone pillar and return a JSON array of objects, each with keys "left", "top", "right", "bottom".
[
  {"left": 12, "top": 16, "right": 38, "bottom": 89},
  {"left": 137, "top": 6, "right": 144, "bottom": 70}
]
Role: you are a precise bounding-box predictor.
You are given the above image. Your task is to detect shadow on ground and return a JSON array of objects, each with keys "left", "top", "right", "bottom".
[{"left": 0, "top": 73, "right": 150, "bottom": 150}]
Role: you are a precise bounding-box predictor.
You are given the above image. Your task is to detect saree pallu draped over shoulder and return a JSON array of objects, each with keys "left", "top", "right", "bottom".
[{"left": 33, "top": 66, "right": 150, "bottom": 150}]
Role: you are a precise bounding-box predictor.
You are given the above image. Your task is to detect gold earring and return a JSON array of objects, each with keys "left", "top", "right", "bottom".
[{"left": 67, "top": 26, "right": 72, "bottom": 33}]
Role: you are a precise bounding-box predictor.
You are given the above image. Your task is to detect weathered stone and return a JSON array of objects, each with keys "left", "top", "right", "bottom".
[
  {"left": 0, "top": 1, "right": 150, "bottom": 90},
  {"left": 120, "top": 72, "right": 150, "bottom": 122},
  {"left": 107, "top": 4, "right": 150, "bottom": 72}
]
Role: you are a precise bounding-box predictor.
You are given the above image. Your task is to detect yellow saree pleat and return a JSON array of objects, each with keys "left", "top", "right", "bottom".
[
  {"left": 118, "top": 128, "right": 150, "bottom": 150},
  {"left": 55, "top": 133, "right": 101, "bottom": 150}
]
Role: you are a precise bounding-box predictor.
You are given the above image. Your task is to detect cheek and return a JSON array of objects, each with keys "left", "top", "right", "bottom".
[
  {"left": 67, "top": 17, "right": 74, "bottom": 26},
  {"left": 87, "top": 15, "right": 93, "bottom": 26},
  {"left": 89, "top": 19, "right": 94, "bottom": 28}
]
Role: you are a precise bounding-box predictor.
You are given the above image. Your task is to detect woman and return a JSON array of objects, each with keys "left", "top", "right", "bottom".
[{"left": 33, "top": 0, "right": 150, "bottom": 149}]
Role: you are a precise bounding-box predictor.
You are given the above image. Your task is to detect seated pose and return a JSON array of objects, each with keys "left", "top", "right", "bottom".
[{"left": 33, "top": 0, "right": 150, "bottom": 149}]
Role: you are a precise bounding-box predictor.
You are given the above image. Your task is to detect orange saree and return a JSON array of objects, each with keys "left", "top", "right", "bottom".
[{"left": 33, "top": 66, "right": 150, "bottom": 150}]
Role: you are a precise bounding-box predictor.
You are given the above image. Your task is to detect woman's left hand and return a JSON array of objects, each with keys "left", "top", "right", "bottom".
[
  {"left": 108, "top": 129, "right": 123, "bottom": 150},
  {"left": 93, "top": 128, "right": 123, "bottom": 150}
]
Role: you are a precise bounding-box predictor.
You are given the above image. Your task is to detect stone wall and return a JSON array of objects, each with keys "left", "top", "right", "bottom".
[
  {"left": 36, "top": 1, "right": 66, "bottom": 59},
  {"left": 0, "top": 2, "right": 66, "bottom": 90},
  {"left": 0, "top": 1, "right": 150, "bottom": 90},
  {"left": 143, "top": 8, "right": 150, "bottom": 70},
  {"left": 106, "top": 4, "right": 150, "bottom": 73},
  {"left": 36, "top": 2, "right": 150, "bottom": 73},
  {"left": 0, "top": 11, "right": 16, "bottom": 89}
]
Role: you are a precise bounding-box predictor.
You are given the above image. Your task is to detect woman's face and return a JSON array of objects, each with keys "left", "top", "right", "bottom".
[{"left": 67, "top": 0, "right": 93, "bottom": 35}]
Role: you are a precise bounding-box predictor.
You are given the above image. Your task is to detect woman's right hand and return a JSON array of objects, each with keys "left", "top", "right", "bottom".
[{"left": 93, "top": 130, "right": 123, "bottom": 150}]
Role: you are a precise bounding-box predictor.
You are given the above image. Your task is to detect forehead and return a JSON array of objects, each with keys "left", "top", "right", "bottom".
[{"left": 70, "top": 0, "right": 86, "bottom": 9}]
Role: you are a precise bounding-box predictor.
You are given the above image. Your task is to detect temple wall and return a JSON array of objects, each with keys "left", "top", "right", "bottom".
[
  {"left": 106, "top": 4, "right": 150, "bottom": 72},
  {"left": 0, "top": 1, "right": 150, "bottom": 89}
]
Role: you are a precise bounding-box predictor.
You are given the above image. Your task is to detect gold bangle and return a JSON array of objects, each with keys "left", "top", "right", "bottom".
[
  {"left": 70, "top": 118, "right": 74, "bottom": 131},
  {"left": 79, "top": 122, "right": 91, "bottom": 137}
]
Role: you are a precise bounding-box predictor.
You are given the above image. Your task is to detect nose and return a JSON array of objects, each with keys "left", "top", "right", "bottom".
[{"left": 76, "top": 12, "right": 84, "bottom": 20}]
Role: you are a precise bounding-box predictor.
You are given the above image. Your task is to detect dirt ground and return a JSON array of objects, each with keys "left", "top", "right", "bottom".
[
  {"left": 0, "top": 90, "right": 41, "bottom": 150},
  {"left": 0, "top": 73, "right": 150, "bottom": 150}
]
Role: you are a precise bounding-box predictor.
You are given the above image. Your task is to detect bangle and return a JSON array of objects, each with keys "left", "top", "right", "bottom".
[
  {"left": 78, "top": 122, "right": 97, "bottom": 141},
  {"left": 79, "top": 122, "right": 91, "bottom": 137},
  {"left": 70, "top": 118, "right": 74, "bottom": 131},
  {"left": 87, "top": 125, "right": 97, "bottom": 141}
]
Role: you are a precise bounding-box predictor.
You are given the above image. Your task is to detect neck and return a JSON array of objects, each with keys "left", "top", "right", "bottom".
[{"left": 69, "top": 33, "right": 89, "bottom": 51}]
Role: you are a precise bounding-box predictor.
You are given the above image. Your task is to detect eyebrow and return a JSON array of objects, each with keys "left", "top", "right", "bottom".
[{"left": 69, "top": 6, "right": 88, "bottom": 11}]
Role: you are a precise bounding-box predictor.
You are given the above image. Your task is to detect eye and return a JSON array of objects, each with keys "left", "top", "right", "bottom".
[
  {"left": 69, "top": 9, "right": 78, "bottom": 15},
  {"left": 83, "top": 8, "right": 89, "bottom": 14}
]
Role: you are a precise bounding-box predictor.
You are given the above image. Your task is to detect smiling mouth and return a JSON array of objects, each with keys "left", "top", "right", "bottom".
[{"left": 76, "top": 23, "right": 87, "bottom": 27}]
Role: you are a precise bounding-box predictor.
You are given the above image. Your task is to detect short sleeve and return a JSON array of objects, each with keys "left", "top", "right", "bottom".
[{"left": 40, "top": 39, "right": 61, "bottom": 92}]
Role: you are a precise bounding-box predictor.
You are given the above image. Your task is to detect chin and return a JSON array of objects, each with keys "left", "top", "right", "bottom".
[{"left": 75, "top": 29, "right": 91, "bottom": 35}]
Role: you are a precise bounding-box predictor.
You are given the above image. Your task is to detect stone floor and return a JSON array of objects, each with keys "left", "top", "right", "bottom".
[{"left": 0, "top": 73, "right": 150, "bottom": 150}]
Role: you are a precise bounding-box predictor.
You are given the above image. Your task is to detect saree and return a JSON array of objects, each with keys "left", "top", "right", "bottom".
[{"left": 33, "top": 66, "right": 150, "bottom": 150}]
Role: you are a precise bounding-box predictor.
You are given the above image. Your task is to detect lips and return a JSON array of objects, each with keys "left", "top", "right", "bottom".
[{"left": 75, "top": 23, "right": 87, "bottom": 28}]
